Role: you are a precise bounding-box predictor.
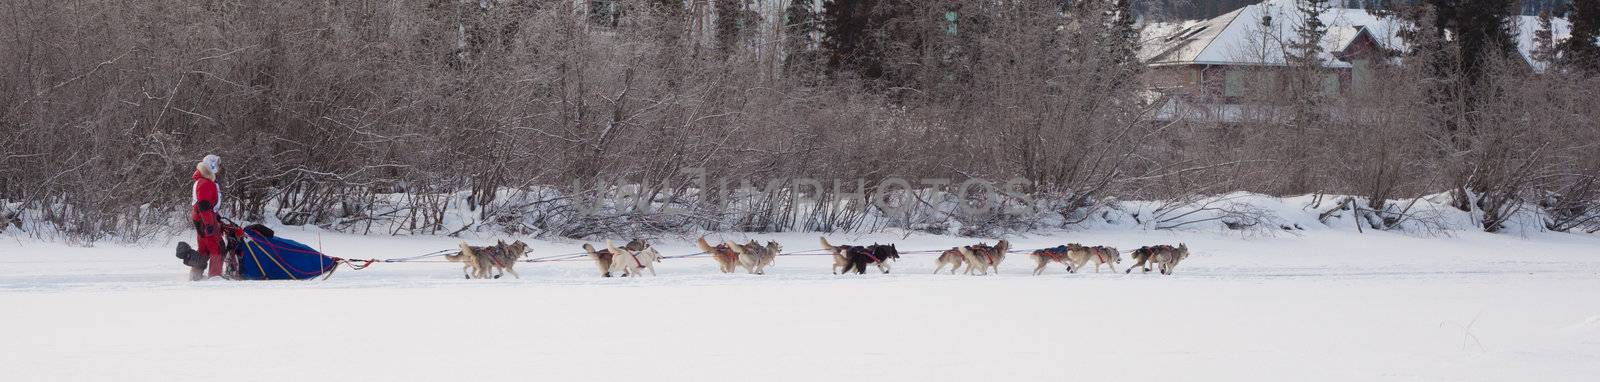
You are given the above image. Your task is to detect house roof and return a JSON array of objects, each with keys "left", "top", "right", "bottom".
[{"left": 1140, "top": 0, "right": 1575, "bottom": 71}]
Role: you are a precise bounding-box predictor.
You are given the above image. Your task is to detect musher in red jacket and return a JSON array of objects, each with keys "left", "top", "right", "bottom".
[{"left": 189, "top": 155, "right": 223, "bottom": 281}]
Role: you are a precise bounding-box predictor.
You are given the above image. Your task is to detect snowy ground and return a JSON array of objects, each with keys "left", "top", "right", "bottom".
[{"left": 2, "top": 227, "right": 1598, "bottom": 381}]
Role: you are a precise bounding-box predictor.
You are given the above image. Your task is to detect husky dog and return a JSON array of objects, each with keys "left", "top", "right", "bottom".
[
  {"left": 583, "top": 239, "right": 647, "bottom": 277},
  {"left": 728, "top": 240, "right": 781, "bottom": 275},
  {"left": 840, "top": 243, "right": 899, "bottom": 274},
  {"left": 454, "top": 240, "right": 529, "bottom": 279},
  {"left": 698, "top": 236, "right": 742, "bottom": 273},
  {"left": 607, "top": 240, "right": 663, "bottom": 277},
  {"left": 1061, "top": 244, "right": 1118, "bottom": 273},
  {"left": 444, "top": 247, "right": 486, "bottom": 279},
  {"left": 957, "top": 240, "right": 1009, "bottom": 275},
  {"left": 1152, "top": 244, "right": 1190, "bottom": 275},
  {"left": 1128, "top": 244, "right": 1190, "bottom": 275},
  {"left": 819, "top": 237, "right": 852, "bottom": 274},
  {"left": 821, "top": 237, "right": 899, "bottom": 274},
  {"left": 1028, "top": 245, "right": 1072, "bottom": 276},
  {"left": 1083, "top": 245, "right": 1121, "bottom": 273},
  {"left": 933, "top": 247, "right": 967, "bottom": 275}
]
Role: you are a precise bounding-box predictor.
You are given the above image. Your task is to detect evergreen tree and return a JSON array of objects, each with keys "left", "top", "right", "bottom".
[
  {"left": 785, "top": 0, "right": 819, "bottom": 57},
  {"left": 820, "top": 0, "right": 914, "bottom": 83},
  {"left": 715, "top": 0, "right": 742, "bottom": 57},
  {"left": 1531, "top": 8, "right": 1558, "bottom": 69},
  {"left": 1106, "top": 0, "right": 1142, "bottom": 80},
  {"left": 1427, "top": 0, "right": 1517, "bottom": 81},
  {"left": 783, "top": 0, "right": 822, "bottom": 77},
  {"left": 1289, "top": 0, "right": 1331, "bottom": 69},
  {"left": 821, "top": 0, "right": 876, "bottom": 76},
  {"left": 1566, "top": 0, "right": 1600, "bottom": 73},
  {"left": 1414, "top": 0, "right": 1515, "bottom": 145},
  {"left": 1285, "top": 0, "right": 1332, "bottom": 195}
]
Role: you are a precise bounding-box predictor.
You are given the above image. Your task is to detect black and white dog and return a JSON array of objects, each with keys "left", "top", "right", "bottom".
[{"left": 840, "top": 243, "right": 900, "bottom": 274}]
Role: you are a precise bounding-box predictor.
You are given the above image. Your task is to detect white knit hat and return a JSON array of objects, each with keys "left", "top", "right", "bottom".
[{"left": 202, "top": 155, "right": 221, "bottom": 174}]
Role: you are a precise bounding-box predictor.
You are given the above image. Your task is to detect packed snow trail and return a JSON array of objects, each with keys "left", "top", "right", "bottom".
[{"left": 2, "top": 229, "right": 1598, "bottom": 381}]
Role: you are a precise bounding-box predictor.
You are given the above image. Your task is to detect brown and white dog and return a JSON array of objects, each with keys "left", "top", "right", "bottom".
[
  {"left": 1028, "top": 245, "right": 1073, "bottom": 276},
  {"left": 819, "top": 237, "right": 851, "bottom": 274},
  {"left": 443, "top": 250, "right": 482, "bottom": 279},
  {"left": 449, "top": 240, "right": 529, "bottom": 279},
  {"left": 583, "top": 239, "right": 648, "bottom": 277},
  {"left": 1127, "top": 244, "right": 1189, "bottom": 275},
  {"left": 1064, "top": 244, "right": 1120, "bottom": 273},
  {"left": 957, "top": 240, "right": 1009, "bottom": 275},
  {"left": 933, "top": 247, "right": 967, "bottom": 275},
  {"left": 698, "top": 236, "right": 742, "bottom": 273},
  {"left": 607, "top": 240, "right": 662, "bottom": 277},
  {"left": 728, "top": 239, "right": 781, "bottom": 275}
]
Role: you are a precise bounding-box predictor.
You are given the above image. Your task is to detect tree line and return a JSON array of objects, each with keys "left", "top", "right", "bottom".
[{"left": 1, "top": 0, "right": 1595, "bottom": 242}]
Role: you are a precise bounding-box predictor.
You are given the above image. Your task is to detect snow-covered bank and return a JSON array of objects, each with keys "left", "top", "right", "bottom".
[
  {"left": 2, "top": 228, "right": 1599, "bottom": 381},
  {"left": 7, "top": 188, "right": 1595, "bottom": 246}
]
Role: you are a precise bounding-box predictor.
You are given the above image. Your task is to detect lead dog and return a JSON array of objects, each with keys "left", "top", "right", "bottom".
[
  {"left": 728, "top": 240, "right": 782, "bottom": 275},
  {"left": 583, "top": 239, "right": 648, "bottom": 277},
  {"left": 607, "top": 240, "right": 663, "bottom": 277},
  {"left": 698, "top": 236, "right": 742, "bottom": 273},
  {"left": 1127, "top": 244, "right": 1189, "bottom": 275},
  {"left": 957, "top": 240, "right": 1009, "bottom": 275}
]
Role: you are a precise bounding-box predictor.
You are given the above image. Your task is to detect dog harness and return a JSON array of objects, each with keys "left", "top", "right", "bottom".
[
  {"left": 628, "top": 251, "right": 645, "bottom": 267},
  {"left": 860, "top": 247, "right": 881, "bottom": 263},
  {"left": 485, "top": 245, "right": 506, "bottom": 268},
  {"left": 969, "top": 246, "right": 996, "bottom": 264}
]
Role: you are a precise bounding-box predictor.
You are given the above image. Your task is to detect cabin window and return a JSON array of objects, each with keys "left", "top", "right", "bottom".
[
  {"left": 1224, "top": 70, "right": 1245, "bottom": 97},
  {"left": 1321, "top": 73, "right": 1340, "bottom": 96},
  {"left": 1352, "top": 59, "right": 1372, "bottom": 90},
  {"left": 945, "top": 11, "right": 958, "bottom": 35}
]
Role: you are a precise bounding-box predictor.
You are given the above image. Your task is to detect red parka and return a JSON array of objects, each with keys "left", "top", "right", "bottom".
[{"left": 192, "top": 169, "right": 221, "bottom": 239}]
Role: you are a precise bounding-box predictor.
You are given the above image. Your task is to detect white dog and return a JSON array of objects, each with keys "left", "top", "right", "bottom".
[{"left": 607, "top": 240, "right": 662, "bottom": 277}]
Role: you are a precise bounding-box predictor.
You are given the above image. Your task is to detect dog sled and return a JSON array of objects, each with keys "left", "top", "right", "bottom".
[{"left": 176, "top": 219, "right": 339, "bottom": 280}]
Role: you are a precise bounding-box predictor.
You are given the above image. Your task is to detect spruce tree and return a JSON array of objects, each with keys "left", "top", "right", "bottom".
[
  {"left": 820, "top": 0, "right": 913, "bottom": 84},
  {"left": 1107, "top": 0, "right": 1142, "bottom": 80},
  {"left": 1427, "top": 0, "right": 1517, "bottom": 81},
  {"left": 1567, "top": 0, "right": 1600, "bottom": 73},
  {"left": 1289, "top": 0, "right": 1331, "bottom": 69},
  {"left": 821, "top": 0, "right": 876, "bottom": 76},
  {"left": 715, "top": 0, "right": 741, "bottom": 57},
  {"left": 784, "top": 0, "right": 821, "bottom": 77},
  {"left": 1531, "top": 8, "right": 1558, "bottom": 69},
  {"left": 1285, "top": 0, "right": 1332, "bottom": 195}
]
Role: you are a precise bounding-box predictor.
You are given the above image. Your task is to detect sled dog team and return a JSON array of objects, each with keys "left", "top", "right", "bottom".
[{"left": 445, "top": 237, "right": 1190, "bottom": 279}]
